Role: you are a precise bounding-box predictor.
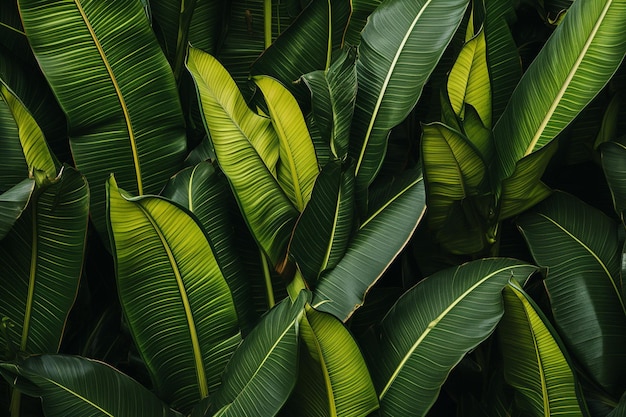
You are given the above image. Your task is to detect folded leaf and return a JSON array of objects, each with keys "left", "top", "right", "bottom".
[
  {"left": 107, "top": 176, "right": 241, "bottom": 412},
  {"left": 0, "top": 355, "right": 183, "bottom": 417},
  {"left": 499, "top": 282, "right": 586, "bottom": 417},
  {"left": 0, "top": 179, "right": 34, "bottom": 240},
  {"left": 371, "top": 258, "right": 537, "bottom": 416}
]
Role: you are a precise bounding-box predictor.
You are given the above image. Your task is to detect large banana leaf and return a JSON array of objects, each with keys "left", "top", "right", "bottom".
[
  {"left": 349, "top": 0, "right": 469, "bottom": 200},
  {"left": 203, "top": 292, "right": 308, "bottom": 417},
  {"left": 0, "top": 355, "right": 183, "bottom": 417},
  {"left": 0, "top": 179, "right": 34, "bottom": 240},
  {"left": 517, "top": 191, "right": 626, "bottom": 393},
  {"left": 290, "top": 160, "right": 355, "bottom": 287},
  {"left": 186, "top": 47, "right": 298, "bottom": 266},
  {"left": 251, "top": 0, "right": 351, "bottom": 99},
  {"left": 285, "top": 305, "right": 379, "bottom": 417},
  {"left": 301, "top": 48, "right": 358, "bottom": 160},
  {"left": 161, "top": 162, "right": 256, "bottom": 333},
  {"left": 312, "top": 167, "right": 426, "bottom": 321},
  {"left": 370, "top": 258, "right": 537, "bottom": 416},
  {"left": 343, "top": 0, "right": 382, "bottom": 46},
  {"left": 493, "top": 0, "right": 626, "bottom": 181},
  {"left": 106, "top": 177, "right": 241, "bottom": 412},
  {"left": 254, "top": 76, "right": 319, "bottom": 211},
  {"left": 0, "top": 166, "right": 88, "bottom": 358},
  {"left": 499, "top": 282, "right": 587, "bottom": 417},
  {"left": 18, "top": 0, "right": 188, "bottom": 238},
  {"left": 0, "top": 93, "right": 28, "bottom": 191}
]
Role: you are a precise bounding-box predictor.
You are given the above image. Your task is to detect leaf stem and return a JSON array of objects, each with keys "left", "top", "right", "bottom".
[
  {"left": 264, "top": 0, "right": 272, "bottom": 49},
  {"left": 261, "top": 250, "right": 275, "bottom": 308},
  {"left": 174, "top": 0, "right": 197, "bottom": 82},
  {"left": 10, "top": 389, "right": 21, "bottom": 417}
]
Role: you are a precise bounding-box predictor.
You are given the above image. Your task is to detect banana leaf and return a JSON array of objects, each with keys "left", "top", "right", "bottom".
[
  {"left": 203, "top": 292, "right": 308, "bottom": 417},
  {"left": 350, "top": 0, "right": 469, "bottom": 204},
  {"left": 312, "top": 167, "right": 426, "bottom": 321},
  {"left": 0, "top": 97, "right": 28, "bottom": 191},
  {"left": 0, "top": 355, "right": 183, "bottom": 417},
  {"left": 284, "top": 304, "right": 379, "bottom": 417},
  {"left": 343, "top": 0, "right": 383, "bottom": 46},
  {"left": 187, "top": 47, "right": 298, "bottom": 266},
  {"left": 251, "top": 0, "right": 351, "bottom": 101},
  {"left": 290, "top": 159, "right": 355, "bottom": 287},
  {"left": 107, "top": 176, "right": 241, "bottom": 412},
  {"left": 493, "top": 0, "right": 626, "bottom": 181},
  {"left": 370, "top": 258, "right": 537, "bottom": 417},
  {"left": 161, "top": 162, "right": 256, "bottom": 333},
  {"left": 302, "top": 48, "right": 357, "bottom": 160},
  {"left": 499, "top": 282, "right": 587, "bottom": 417},
  {"left": 18, "top": 0, "right": 188, "bottom": 239},
  {"left": 517, "top": 191, "right": 626, "bottom": 394},
  {"left": 0, "top": 167, "right": 88, "bottom": 358},
  {"left": 0, "top": 179, "right": 34, "bottom": 241},
  {"left": 601, "top": 140, "right": 626, "bottom": 221},
  {"left": 254, "top": 76, "right": 319, "bottom": 211},
  {"left": 447, "top": 28, "right": 491, "bottom": 128},
  {"left": 608, "top": 393, "right": 626, "bottom": 417}
]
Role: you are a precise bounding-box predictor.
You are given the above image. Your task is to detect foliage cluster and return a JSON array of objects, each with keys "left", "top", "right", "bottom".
[{"left": 0, "top": 0, "right": 625, "bottom": 416}]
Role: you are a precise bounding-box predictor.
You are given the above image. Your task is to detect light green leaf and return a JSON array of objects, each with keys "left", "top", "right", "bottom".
[
  {"left": 350, "top": 0, "right": 469, "bottom": 201},
  {"left": 254, "top": 76, "right": 319, "bottom": 211},
  {"left": 107, "top": 176, "right": 241, "bottom": 412},
  {"left": 499, "top": 282, "right": 586, "bottom": 417},
  {"left": 493, "top": 0, "right": 626, "bottom": 181},
  {"left": 19, "top": 0, "right": 188, "bottom": 238},
  {"left": 286, "top": 305, "right": 379, "bottom": 417},
  {"left": 371, "top": 258, "right": 537, "bottom": 416},
  {"left": 517, "top": 191, "right": 626, "bottom": 393},
  {"left": 0, "top": 355, "right": 183, "bottom": 417},
  {"left": 206, "top": 292, "right": 308, "bottom": 417},
  {"left": 313, "top": 168, "right": 426, "bottom": 321},
  {"left": 186, "top": 47, "right": 298, "bottom": 266},
  {"left": 0, "top": 167, "right": 89, "bottom": 358}
]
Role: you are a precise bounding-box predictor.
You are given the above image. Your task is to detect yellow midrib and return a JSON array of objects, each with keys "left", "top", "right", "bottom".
[{"left": 74, "top": 0, "right": 143, "bottom": 194}]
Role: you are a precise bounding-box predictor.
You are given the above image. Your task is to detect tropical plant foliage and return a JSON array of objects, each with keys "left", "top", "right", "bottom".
[{"left": 0, "top": 0, "right": 625, "bottom": 416}]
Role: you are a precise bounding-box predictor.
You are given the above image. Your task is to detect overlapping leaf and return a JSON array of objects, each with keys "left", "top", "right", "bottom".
[
  {"left": 517, "top": 191, "right": 626, "bottom": 393},
  {"left": 499, "top": 282, "right": 586, "bottom": 417},
  {"left": 601, "top": 140, "right": 626, "bottom": 221},
  {"left": 493, "top": 0, "right": 626, "bottom": 180},
  {"left": 0, "top": 167, "right": 89, "bottom": 358},
  {"left": 313, "top": 168, "right": 426, "bottom": 321},
  {"left": 186, "top": 47, "right": 298, "bottom": 266},
  {"left": 19, "top": 0, "right": 188, "bottom": 238},
  {"left": 0, "top": 179, "right": 34, "bottom": 240},
  {"left": 0, "top": 355, "right": 182, "bottom": 417},
  {"left": 107, "top": 177, "right": 241, "bottom": 412},
  {"left": 350, "top": 0, "right": 469, "bottom": 201},
  {"left": 370, "top": 258, "right": 537, "bottom": 416}
]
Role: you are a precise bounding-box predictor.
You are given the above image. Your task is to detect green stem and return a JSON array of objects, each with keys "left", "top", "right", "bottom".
[
  {"left": 0, "top": 22, "right": 26, "bottom": 36},
  {"left": 264, "top": 0, "right": 272, "bottom": 49},
  {"left": 10, "top": 389, "right": 21, "bottom": 417},
  {"left": 261, "top": 250, "right": 275, "bottom": 308}
]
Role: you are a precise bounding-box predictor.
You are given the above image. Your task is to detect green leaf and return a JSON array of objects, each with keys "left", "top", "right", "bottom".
[
  {"left": 206, "top": 292, "right": 308, "bottom": 417},
  {"left": 499, "top": 282, "right": 586, "bottom": 417},
  {"left": 107, "top": 176, "right": 241, "bottom": 412},
  {"left": 251, "top": 0, "right": 351, "bottom": 99},
  {"left": 493, "top": 0, "right": 626, "bottom": 181},
  {"left": 484, "top": 0, "right": 521, "bottom": 124},
  {"left": 0, "top": 83, "right": 56, "bottom": 181},
  {"left": 19, "top": 0, "right": 188, "bottom": 238},
  {"left": 0, "top": 179, "right": 34, "bottom": 241},
  {"left": 516, "top": 191, "right": 626, "bottom": 393},
  {"left": 343, "top": 0, "right": 383, "bottom": 46},
  {"left": 608, "top": 392, "right": 626, "bottom": 417},
  {"left": 447, "top": 28, "right": 492, "bottom": 128},
  {"left": 302, "top": 48, "right": 358, "bottom": 160},
  {"left": 290, "top": 160, "right": 355, "bottom": 287},
  {"left": 370, "top": 258, "right": 537, "bottom": 417},
  {"left": 350, "top": 0, "right": 469, "bottom": 200},
  {"left": 601, "top": 140, "right": 626, "bottom": 221},
  {"left": 313, "top": 168, "right": 426, "bottom": 321},
  {"left": 186, "top": 47, "right": 298, "bottom": 266},
  {"left": 0, "top": 166, "right": 89, "bottom": 358},
  {"left": 0, "top": 91, "right": 28, "bottom": 191},
  {"left": 254, "top": 76, "right": 319, "bottom": 211},
  {"left": 161, "top": 162, "right": 257, "bottom": 334},
  {"left": 498, "top": 141, "right": 557, "bottom": 220},
  {"left": 286, "top": 305, "right": 379, "bottom": 417},
  {"left": 0, "top": 355, "right": 183, "bottom": 417}
]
